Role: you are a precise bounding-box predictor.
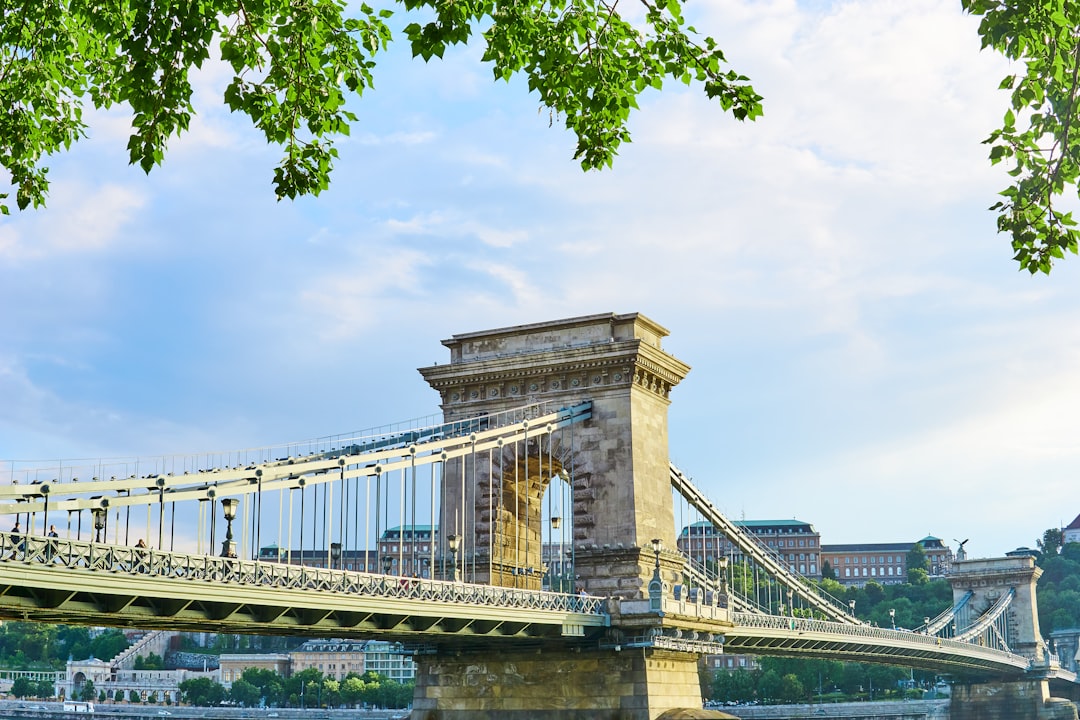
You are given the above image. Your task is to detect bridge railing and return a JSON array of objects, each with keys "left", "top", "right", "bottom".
[{"left": 0, "top": 532, "right": 607, "bottom": 617}]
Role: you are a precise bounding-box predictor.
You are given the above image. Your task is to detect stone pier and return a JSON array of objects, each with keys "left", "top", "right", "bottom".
[
  {"left": 950, "top": 680, "right": 1077, "bottom": 720},
  {"left": 411, "top": 647, "right": 708, "bottom": 719}
]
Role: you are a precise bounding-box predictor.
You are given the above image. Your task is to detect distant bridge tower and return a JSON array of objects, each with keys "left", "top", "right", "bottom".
[
  {"left": 419, "top": 312, "right": 690, "bottom": 599},
  {"left": 949, "top": 555, "right": 1045, "bottom": 663},
  {"left": 948, "top": 556, "right": 1079, "bottom": 720}
]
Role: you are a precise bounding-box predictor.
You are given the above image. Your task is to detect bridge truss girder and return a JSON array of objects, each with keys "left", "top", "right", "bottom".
[
  {"left": 723, "top": 618, "right": 1030, "bottom": 679},
  {"left": 0, "top": 560, "right": 607, "bottom": 646}
]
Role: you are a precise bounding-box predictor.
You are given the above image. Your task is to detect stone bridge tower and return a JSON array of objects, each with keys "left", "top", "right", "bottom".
[
  {"left": 419, "top": 312, "right": 690, "bottom": 600},
  {"left": 947, "top": 556, "right": 1079, "bottom": 720},
  {"left": 949, "top": 555, "right": 1045, "bottom": 663}
]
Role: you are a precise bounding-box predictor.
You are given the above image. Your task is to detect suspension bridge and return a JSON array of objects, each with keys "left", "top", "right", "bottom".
[{"left": 0, "top": 313, "right": 1074, "bottom": 720}]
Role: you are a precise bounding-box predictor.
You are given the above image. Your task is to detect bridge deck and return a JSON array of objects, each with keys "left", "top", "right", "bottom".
[{"left": 724, "top": 612, "right": 1031, "bottom": 677}]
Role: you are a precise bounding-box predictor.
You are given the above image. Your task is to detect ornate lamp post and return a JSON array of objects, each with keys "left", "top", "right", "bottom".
[
  {"left": 381, "top": 553, "right": 393, "bottom": 575},
  {"left": 220, "top": 498, "right": 238, "bottom": 558},
  {"left": 649, "top": 538, "right": 663, "bottom": 613},
  {"left": 330, "top": 542, "right": 342, "bottom": 570},
  {"left": 91, "top": 507, "right": 106, "bottom": 543},
  {"left": 550, "top": 515, "right": 562, "bottom": 591},
  {"left": 718, "top": 555, "right": 729, "bottom": 597},
  {"left": 890, "top": 608, "right": 896, "bottom": 630},
  {"left": 447, "top": 534, "right": 461, "bottom": 583},
  {"left": 849, "top": 599, "right": 856, "bottom": 617}
]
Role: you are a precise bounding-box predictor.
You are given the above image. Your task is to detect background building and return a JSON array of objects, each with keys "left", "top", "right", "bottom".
[
  {"left": 289, "top": 640, "right": 367, "bottom": 680},
  {"left": 258, "top": 524, "right": 438, "bottom": 577},
  {"left": 1064, "top": 514, "right": 1080, "bottom": 545},
  {"left": 679, "top": 519, "right": 822, "bottom": 580},
  {"left": 219, "top": 654, "right": 290, "bottom": 688},
  {"left": 289, "top": 639, "right": 414, "bottom": 683},
  {"left": 821, "top": 535, "right": 953, "bottom": 587}
]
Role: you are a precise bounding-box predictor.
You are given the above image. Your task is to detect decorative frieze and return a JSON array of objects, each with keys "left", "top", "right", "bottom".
[{"left": 432, "top": 356, "right": 677, "bottom": 407}]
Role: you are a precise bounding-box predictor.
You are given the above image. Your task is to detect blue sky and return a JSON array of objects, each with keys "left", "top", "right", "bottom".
[{"left": 2, "top": 0, "right": 1078, "bottom": 558}]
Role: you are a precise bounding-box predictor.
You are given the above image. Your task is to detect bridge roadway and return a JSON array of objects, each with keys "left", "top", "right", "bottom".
[{"left": 0, "top": 529, "right": 1038, "bottom": 679}]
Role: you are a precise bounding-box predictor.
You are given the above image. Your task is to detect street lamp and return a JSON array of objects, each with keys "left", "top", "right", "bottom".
[
  {"left": 330, "top": 542, "right": 342, "bottom": 570},
  {"left": 91, "top": 507, "right": 106, "bottom": 543},
  {"left": 849, "top": 599, "right": 856, "bottom": 616},
  {"left": 220, "top": 498, "right": 238, "bottom": 558},
  {"left": 649, "top": 539, "right": 663, "bottom": 613},
  {"left": 718, "top": 555, "right": 729, "bottom": 597},
  {"left": 447, "top": 534, "right": 461, "bottom": 582},
  {"left": 381, "top": 554, "right": 393, "bottom": 575},
  {"left": 890, "top": 608, "right": 896, "bottom": 630},
  {"left": 550, "top": 515, "right": 562, "bottom": 591}
]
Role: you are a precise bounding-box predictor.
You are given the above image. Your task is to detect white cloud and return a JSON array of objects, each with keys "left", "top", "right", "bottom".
[
  {"left": 356, "top": 130, "right": 438, "bottom": 146},
  {"left": 383, "top": 212, "right": 528, "bottom": 247},
  {"left": 0, "top": 183, "right": 144, "bottom": 262},
  {"left": 298, "top": 246, "right": 435, "bottom": 341}
]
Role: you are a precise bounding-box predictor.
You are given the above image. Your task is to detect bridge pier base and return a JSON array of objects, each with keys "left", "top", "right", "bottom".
[
  {"left": 410, "top": 647, "right": 710, "bottom": 719},
  {"left": 950, "top": 680, "right": 1078, "bottom": 720}
]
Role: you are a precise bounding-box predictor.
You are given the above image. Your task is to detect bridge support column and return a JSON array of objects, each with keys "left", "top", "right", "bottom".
[
  {"left": 950, "top": 680, "right": 1078, "bottom": 720},
  {"left": 410, "top": 647, "right": 708, "bottom": 719}
]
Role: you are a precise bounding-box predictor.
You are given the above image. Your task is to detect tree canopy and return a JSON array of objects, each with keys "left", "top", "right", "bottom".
[
  {"left": 0, "top": 0, "right": 760, "bottom": 214},
  {"left": 963, "top": 0, "right": 1080, "bottom": 273},
  {"left": 2, "top": 1, "right": 1078, "bottom": 272}
]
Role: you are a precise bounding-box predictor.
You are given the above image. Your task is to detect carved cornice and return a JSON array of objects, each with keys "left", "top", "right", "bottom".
[{"left": 419, "top": 339, "right": 690, "bottom": 406}]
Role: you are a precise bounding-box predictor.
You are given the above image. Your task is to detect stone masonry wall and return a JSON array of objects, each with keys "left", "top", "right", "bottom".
[{"left": 411, "top": 647, "right": 703, "bottom": 720}]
